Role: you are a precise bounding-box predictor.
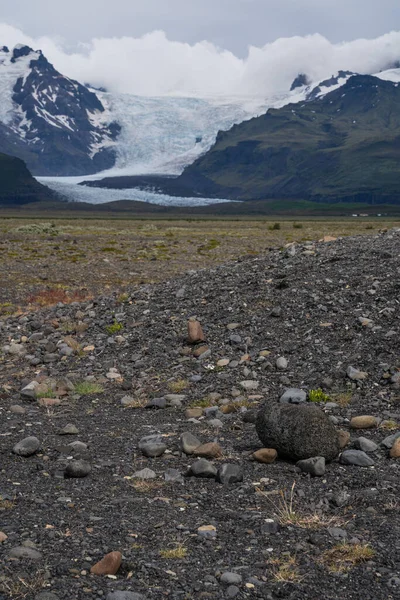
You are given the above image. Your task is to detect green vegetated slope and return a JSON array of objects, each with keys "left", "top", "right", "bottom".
[
  {"left": 0, "top": 152, "right": 54, "bottom": 205},
  {"left": 179, "top": 75, "right": 400, "bottom": 203}
]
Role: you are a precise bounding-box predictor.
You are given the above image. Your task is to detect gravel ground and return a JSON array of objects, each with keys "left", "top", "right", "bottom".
[{"left": 0, "top": 228, "right": 399, "bottom": 600}]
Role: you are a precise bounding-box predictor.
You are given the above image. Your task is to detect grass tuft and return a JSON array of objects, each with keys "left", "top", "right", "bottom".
[
  {"left": 308, "top": 388, "right": 330, "bottom": 403},
  {"left": 159, "top": 544, "right": 188, "bottom": 559},
  {"left": 168, "top": 379, "right": 189, "bottom": 393},
  {"left": 319, "top": 543, "right": 375, "bottom": 573},
  {"left": 270, "top": 555, "right": 302, "bottom": 583},
  {"left": 74, "top": 382, "right": 104, "bottom": 396},
  {"left": 106, "top": 320, "right": 124, "bottom": 335}
]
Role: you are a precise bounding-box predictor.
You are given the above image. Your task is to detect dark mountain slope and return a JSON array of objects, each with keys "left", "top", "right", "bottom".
[
  {"left": 0, "top": 152, "right": 55, "bottom": 205},
  {"left": 176, "top": 75, "right": 400, "bottom": 203}
]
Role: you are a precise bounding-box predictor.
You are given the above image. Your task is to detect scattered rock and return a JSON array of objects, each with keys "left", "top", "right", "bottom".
[
  {"left": 13, "top": 436, "right": 40, "bottom": 457},
  {"left": 276, "top": 357, "right": 288, "bottom": 370},
  {"left": 0, "top": 531, "right": 8, "bottom": 542},
  {"left": 221, "top": 572, "right": 242, "bottom": 586},
  {"left": 9, "top": 546, "right": 43, "bottom": 560},
  {"left": 185, "top": 407, "right": 203, "bottom": 419},
  {"left": 338, "top": 430, "right": 351, "bottom": 449},
  {"left": 354, "top": 437, "right": 379, "bottom": 452},
  {"left": 59, "top": 424, "right": 79, "bottom": 435},
  {"left": 350, "top": 416, "right": 378, "bottom": 429},
  {"left": 297, "top": 456, "right": 326, "bottom": 476},
  {"left": 240, "top": 380, "right": 259, "bottom": 391},
  {"left": 9, "top": 404, "right": 26, "bottom": 414},
  {"left": 180, "top": 432, "right": 201, "bottom": 454},
  {"left": 252, "top": 448, "right": 278, "bottom": 464},
  {"left": 91, "top": 551, "right": 122, "bottom": 575},
  {"left": 106, "top": 593, "right": 146, "bottom": 600},
  {"left": 193, "top": 442, "right": 223, "bottom": 459},
  {"left": 389, "top": 438, "right": 400, "bottom": 458},
  {"left": 280, "top": 388, "right": 307, "bottom": 404},
  {"left": 139, "top": 435, "right": 167, "bottom": 458},
  {"left": 197, "top": 524, "right": 217, "bottom": 539},
  {"left": 217, "top": 464, "right": 243, "bottom": 484},
  {"left": 340, "top": 450, "right": 375, "bottom": 467},
  {"left": 256, "top": 403, "right": 340, "bottom": 461},
  {"left": 187, "top": 459, "right": 217, "bottom": 478},
  {"left": 347, "top": 366, "right": 368, "bottom": 381},
  {"left": 133, "top": 468, "right": 156, "bottom": 480},
  {"left": 188, "top": 319, "right": 205, "bottom": 344},
  {"left": 64, "top": 460, "right": 91, "bottom": 478}
]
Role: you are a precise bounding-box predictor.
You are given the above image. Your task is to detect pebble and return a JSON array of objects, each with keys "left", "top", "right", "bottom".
[
  {"left": 59, "top": 424, "right": 79, "bottom": 435},
  {"left": 13, "top": 436, "right": 40, "bottom": 457},
  {"left": 9, "top": 546, "right": 43, "bottom": 560},
  {"left": 350, "top": 416, "right": 378, "bottom": 429},
  {"left": 280, "top": 388, "right": 307, "bottom": 404},
  {"left": 221, "top": 572, "right": 242, "bottom": 585},
  {"left": 340, "top": 450, "right": 375, "bottom": 467},
  {"left": 217, "top": 464, "right": 243, "bottom": 484},
  {"left": 180, "top": 432, "right": 201, "bottom": 454},
  {"left": 188, "top": 319, "right": 205, "bottom": 344},
  {"left": 139, "top": 435, "right": 167, "bottom": 458},
  {"left": 252, "top": 448, "right": 278, "bottom": 464},
  {"left": 338, "top": 430, "right": 351, "bottom": 449},
  {"left": 217, "top": 359, "right": 230, "bottom": 367},
  {"left": 0, "top": 531, "right": 8, "bottom": 542},
  {"left": 188, "top": 459, "right": 218, "bottom": 478},
  {"left": 185, "top": 407, "right": 203, "bottom": 419},
  {"left": 389, "top": 438, "right": 400, "bottom": 458},
  {"left": 133, "top": 468, "right": 156, "bottom": 479},
  {"left": 354, "top": 437, "right": 379, "bottom": 452},
  {"left": 9, "top": 404, "right": 26, "bottom": 414},
  {"left": 164, "top": 468, "right": 184, "bottom": 483},
  {"left": 226, "top": 586, "right": 240, "bottom": 598},
  {"left": 276, "top": 357, "right": 288, "bottom": 370},
  {"left": 193, "top": 442, "right": 223, "bottom": 459},
  {"left": 35, "top": 593, "right": 60, "bottom": 600},
  {"left": 297, "top": 456, "right": 326, "bottom": 476},
  {"left": 91, "top": 551, "right": 122, "bottom": 575},
  {"left": 240, "top": 380, "right": 259, "bottom": 391},
  {"left": 347, "top": 366, "right": 368, "bottom": 380},
  {"left": 20, "top": 381, "right": 39, "bottom": 399},
  {"left": 64, "top": 460, "right": 91, "bottom": 478},
  {"left": 381, "top": 431, "right": 400, "bottom": 449},
  {"left": 198, "top": 524, "right": 217, "bottom": 539}
]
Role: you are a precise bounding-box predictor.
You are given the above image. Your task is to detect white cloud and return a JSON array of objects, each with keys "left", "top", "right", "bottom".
[{"left": 1, "top": 22, "right": 400, "bottom": 97}]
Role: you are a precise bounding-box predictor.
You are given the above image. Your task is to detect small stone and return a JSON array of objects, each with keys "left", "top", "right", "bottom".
[
  {"left": 9, "top": 546, "right": 43, "bottom": 560},
  {"left": 188, "top": 319, "right": 205, "bottom": 344},
  {"left": 13, "top": 436, "right": 40, "bottom": 457},
  {"left": 64, "top": 460, "right": 91, "bottom": 478},
  {"left": 328, "top": 527, "right": 348, "bottom": 541},
  {"left": 296, "top": 456, "right": 326, "bottom": 477},
  {"left": 133, "top": 468, "right": 156, "bottom": 479},
  {"left": 146, "top": 398, "right": 167, "bottom": 409},
  {"left": 276, "top": 357, "right": 288, "bottom": 370},
  {"left": 261, "top": 519, "right": 280, "bottom": 534},
  {"left": 59, "top": 424, "right": 79, "bottom": 435},
  {"left": 221, "top": 572, "right": 242, "bottom": 586},
  {"left": 271, "top": 307, "right": 282, "bottom": 317},
  {"left": 208, "top": 418, "right": 224, "bottom": 428},
  {"left": 193, "top": 442, "right": 223, "bottom": 459},
  {"left": 340, "top": 450, "right": 375, "bottom": 467},
  {"left": 390, "top": 438, "right": 400, "bottom": 458},
  {"left": 38, "top": 398, "right": 61, "bottom": 407},
  {"left": 350, "top": 416, "right": 378, "bottom": 429},
  {"left": 0, "top": 531, "right": 8, "bottom": 542},
  {"left": 226, "top": 586, "right": 240, "bottom": 598},
  {"left": 193, "top": 345, "right": 210, "bottom": 358},
  {"left": 347, "top": 366, "right": 368, "bottom": 381},
  {"left": 280, "top": 388, "right": 307, "bottom": 404},
  {"left": 240, "top": 380, "right": 259, "bottom": 391},
  {"left": 91, "top": 551, "right": 122, "bottom": 575},
  {"left": 68, "top": 441, "right": 88, "bottom": 451},
  {"left": 217, "top": 359, "right": 230, "bottom": 367},
  {"left": 188, "top": 459, "right": 217, "bottom": 478},
  {"left": 120, "top": 396, "right": 135, "bottom": 406},
  {"left": 20, "top": 381, "right": 39, "bottom": 399},
  {"left": 338, "top": 430, "right": 351, "bottom": 449},
  {"left": 180, "top": 432, "right": 201, "bottom": 455},
  {"left": 354, "top": 437, "right": 378, "bottom": 453},
  {"left": 9, "top": 405, "right": 26, "bottom": 415},
  {"left": 216, "top": 464, "right": 243, "bottom": 484},
  {"left": 139, "top": 435, "right": 167, "bottom": 458},
  {"left": 185, "top": 407, "right": 203, "bottom": 419},
  {"left": 381, "top": 432, "right": 400, "bottom": 449},
  {"left": 197, "top": 524, "right": 217, "bottom": 539},
  {"left": 252, "top": 448, "right": 277, "bottom": 464},
  {"left": 164, "top": 468, "right": 184, "bottom": 483}
]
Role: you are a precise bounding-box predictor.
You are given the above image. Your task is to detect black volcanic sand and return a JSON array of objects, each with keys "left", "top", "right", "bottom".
[{"left": 0, "top": 230, "right": 399, "bottom": 600}]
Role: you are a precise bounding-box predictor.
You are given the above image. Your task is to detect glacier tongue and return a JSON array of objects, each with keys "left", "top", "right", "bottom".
[{"left": 97, "top": 92, "right": 273, "bottom": 176}]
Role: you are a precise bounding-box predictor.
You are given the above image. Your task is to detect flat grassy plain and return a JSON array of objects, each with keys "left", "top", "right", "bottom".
[{"left": 0, "top": 215, "right": 398, "bottom": 313}]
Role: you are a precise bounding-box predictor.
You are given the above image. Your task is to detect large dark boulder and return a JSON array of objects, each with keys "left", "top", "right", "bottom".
[{"left": 255, "top": 403, "right": 340, "bottom": 461}]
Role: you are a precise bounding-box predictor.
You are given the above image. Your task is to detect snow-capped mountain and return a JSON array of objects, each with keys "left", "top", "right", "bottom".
[{"left": 0, "top": 45, "right": 120, "bottom": 176}]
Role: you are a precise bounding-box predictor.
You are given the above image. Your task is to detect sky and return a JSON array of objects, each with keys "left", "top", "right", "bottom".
[
  {"left": 0, "top": 0, "right": 400, "bottom": 96},
  {"left": 1, "top": 0, "right": 399, "bottom": 56}
]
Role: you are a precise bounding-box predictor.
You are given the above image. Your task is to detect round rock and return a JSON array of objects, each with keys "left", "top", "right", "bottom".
[
  {"left": 13, "top": 436, "right": 40, "bottom": 457},
  {"left": 280, "top": 389, "right": 307, "bottom": 404},
  {"left": 256, "top": 403, "right": 340, "bottom": 461},
  {"left": 64, "top": 460, "right": 91, "bottom": 478}
]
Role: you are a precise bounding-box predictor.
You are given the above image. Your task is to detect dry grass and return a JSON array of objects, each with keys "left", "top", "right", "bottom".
[
  {"left": 26, "top": 287, "right": 90, "bottom": 307},
  {"left": 258, "top": 482, "right": 346, "bottom": 530},
  {"left": 0, "top": 569, "right": 46, "bottom": 599},
  {"left": 319, "top": 543, "right": 375, "bottom": 573},
  {"left": 270, "top": 555, "right": 302, "bottom": 583},
  {"left": 0, "top": 497, "right": 15, "bottom": 511},
  {"left": 379, "top": 420, "right": 398, "bottom": 431},
  {"left": 168, "top": 379, "right": 189, "bottom": 393},
  {"left": 159, "top": 543, "right": 188, "bottom": 559},
  {"left": 64, "top": 336, "right": 85, "bottom": 357},
  {"left": 130, "top": 480, "right": 165, "bottom": 493},
  {"left": 331, "top": 391, "right": 353, "bottom": 407}
]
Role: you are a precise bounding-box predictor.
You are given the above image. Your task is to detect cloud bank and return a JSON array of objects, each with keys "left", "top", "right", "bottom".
[{"left": 1, "top": 22, "right": 400, "bottom": 97}]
